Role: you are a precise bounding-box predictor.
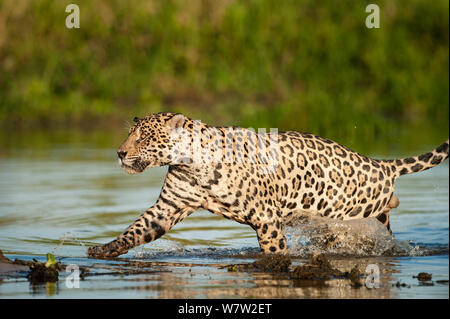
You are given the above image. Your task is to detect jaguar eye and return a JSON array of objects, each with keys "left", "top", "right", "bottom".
[{"left": 140, "top": 133, "right": 146, "bottom": 140}]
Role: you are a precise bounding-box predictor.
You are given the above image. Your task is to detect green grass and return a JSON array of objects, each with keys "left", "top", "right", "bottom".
[{"left": 0, "top": 0, "right": 448, "bottom": 153}]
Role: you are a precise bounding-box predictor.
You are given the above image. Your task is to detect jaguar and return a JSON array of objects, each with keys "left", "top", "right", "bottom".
[{"left": 87, "top": 112, "right": 449, "bottom": 257}]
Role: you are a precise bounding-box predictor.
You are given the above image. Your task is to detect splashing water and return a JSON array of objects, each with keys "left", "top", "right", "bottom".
[
  {"left": 51, "top": 231, "right": 87, "bottom": 255},
  {"left": 133, "top": 239, "right": 187, "bottom": 258},
  {"left": 46, "top": 219, "right": 446, "bottom": 260},
  {"left": 285, "top": 214, "right": 448, "bottom": 257},
  {"left": 128, "top": 215, "right": 448, "bottom": 260}
]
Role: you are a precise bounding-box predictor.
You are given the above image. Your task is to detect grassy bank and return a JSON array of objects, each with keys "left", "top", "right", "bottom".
[{"left": 0, "top": 0, "right": 448, "bottom": 152}]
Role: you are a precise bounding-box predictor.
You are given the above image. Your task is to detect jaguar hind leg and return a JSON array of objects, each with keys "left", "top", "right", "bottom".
[
  {"left": 376, "top": 210, "right": 392, "bottom": 234},
  {"left": 376, "top": 194, "right": 399, "bottom": 235},
  {"left": 254, "top": 219, "right": 288, "bottom": 254}
]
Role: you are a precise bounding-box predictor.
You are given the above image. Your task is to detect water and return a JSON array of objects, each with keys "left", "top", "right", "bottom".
[{"left": 0, "top": 135, "right": 448, "bottom": 298}]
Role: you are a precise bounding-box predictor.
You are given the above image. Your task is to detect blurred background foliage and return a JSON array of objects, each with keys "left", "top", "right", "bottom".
[{"left": 0, "top": 0, "right": 448, "bottom": 153}]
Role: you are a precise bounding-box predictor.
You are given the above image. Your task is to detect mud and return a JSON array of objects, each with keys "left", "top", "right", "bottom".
[
  {"left": 349, "top": 266, "right": 363, "bottom": 288},
  {"left": 412, "top": 272, "right": 438, "bottom": 286},
  {"left": 27, "top": 262, "right": 60, "bottom": 283},
  {"left": 7, "top": 254, "right": 64, "bottom": 284},
  {"left": 290, "top": 253, "right": 359, "bottom": 285},
  {"left": 1, "top": 247, "right": 448, "bottom": 298},
  {"left": 227, "top": 254, "right": 292, "bottom": 272},
  {"left": 0, "top": 250, "right": 30, "bottom": 275},
  {"left": 0, "top": 250, "right": 11, "bottom": 264},
  {"left": 1, "top": 249, "right": 76, "bottom": 284},
  {"left": 227, "top": 253, "right": 365, "bottom": 288},
  {"left": 394, "top": 281, "right": 410, "bottom": 288},
  {"left": 227, "top": 254, "right": 291, "bottom": 272},
  {"left": 414, "top": 272, "right": 432, "bottom": 281}
]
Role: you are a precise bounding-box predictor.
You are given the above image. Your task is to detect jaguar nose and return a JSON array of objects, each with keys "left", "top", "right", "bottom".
[{"left": 117, "top": 150, "right": 127, "bottom": 160}]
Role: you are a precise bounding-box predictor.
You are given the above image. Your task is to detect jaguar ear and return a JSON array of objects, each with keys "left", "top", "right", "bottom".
[
  {"left": 133, "top": 116, "right": 140, "bottom": 123},
  {"left": 166, "top": 114, "right": 186, "bottom": 129}
]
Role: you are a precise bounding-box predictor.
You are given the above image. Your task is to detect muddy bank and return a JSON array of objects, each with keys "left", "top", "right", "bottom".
[
  {"left": 414, "top": 272, "right": 432, "bottom": 281},
  {"left": 0, "top": 249, "right": 172, "bottom": 284},
  {"left": 0, "top": 250, "right": 62, "bottom": 283},
  {"left": 225, "top": 253, "right": 449, "bottom": 291},
  {"left": 291, "top": 254, "right": 362, "bottom": 287},
  {"left": 227, "top": 253, "right": 363, "bottom": 287},
  {"left": 0, "top": 250, "right": 29, "bottom": 275},
  {"left": 3, "top": 248, "right": 444, "bottom": 290},
  {"left": 227, "top": 254, "right": 292, "bottom": 272},
  {"left": 1, "top": 248, "right": 449, "bottom": 298},
  {"left": 27, "top": 262, "right": 60, "bottom": 283}
]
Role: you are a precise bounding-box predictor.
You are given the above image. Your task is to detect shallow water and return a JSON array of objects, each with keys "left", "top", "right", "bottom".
[{"left": 0, "top": 136, "right": 448, "bottom": 298}]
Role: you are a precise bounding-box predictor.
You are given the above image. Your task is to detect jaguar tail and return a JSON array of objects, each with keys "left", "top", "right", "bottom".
[{"left": 382, "top": 139, "right": 449, "bottom": 178}]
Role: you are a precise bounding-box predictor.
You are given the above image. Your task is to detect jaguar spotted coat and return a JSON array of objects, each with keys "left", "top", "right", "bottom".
[{"left": 88, "top": 112, "right": 449, "bottom": 257}]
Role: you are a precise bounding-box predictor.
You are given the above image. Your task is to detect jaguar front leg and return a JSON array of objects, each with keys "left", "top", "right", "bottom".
[
  {"left": 254, "top": 218, "right": 287, "bottom": 254},
  {"left": 88, "top": 169, "right": 204, "bottom": 258},
  {"left": 88, "top": 204, "right": 197, "bottom": 258}
]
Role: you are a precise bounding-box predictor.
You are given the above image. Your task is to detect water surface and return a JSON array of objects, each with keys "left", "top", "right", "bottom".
[{"left": 0, "top": 135, "right": 448, "bottom": 298}]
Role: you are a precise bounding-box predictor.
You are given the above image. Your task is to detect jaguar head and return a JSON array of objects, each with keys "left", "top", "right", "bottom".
[{"left": 117, "top": 112, "right": 190, "bottom": 174}]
